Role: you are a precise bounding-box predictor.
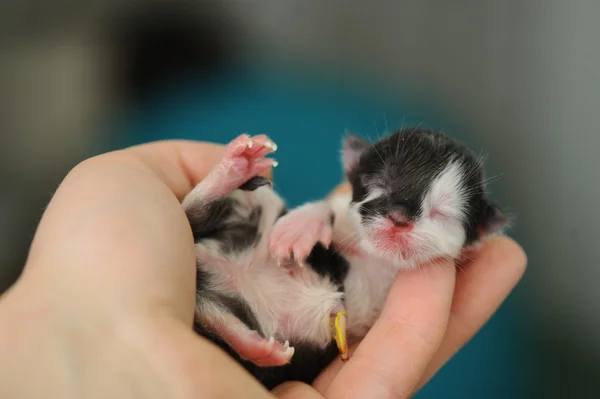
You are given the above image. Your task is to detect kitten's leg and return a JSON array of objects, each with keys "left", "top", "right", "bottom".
[
  {"left": 269, "top": 201, "right": 334, "bottom": 267},
  {"left": 182, "top": 133, "right": 277, "bottom": 214},
  {"left": 184, "top": 134, "right": 290, "bottom": 366},
  {"left": 196, "top": 302, "right": 295, "bottom": 367}
]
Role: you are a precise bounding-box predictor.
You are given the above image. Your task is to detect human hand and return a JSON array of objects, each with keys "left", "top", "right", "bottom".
[
  {"left": 0, "top": 140, "right": 276, "bottom": 398},
  {"left": 271, "top": 183, "right": 527, "bottom": 399},
  {"left": 0, "top": 140, "right": 526, "bottom": 399}
]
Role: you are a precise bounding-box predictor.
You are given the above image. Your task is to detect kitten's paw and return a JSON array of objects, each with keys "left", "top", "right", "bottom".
[
  {"left": 230, "top": 331, "right": 295, "bottom": 367},
  {"left": 211, "top": 134, "right": 278, "bottom": 196},
  {"left": 269, "top": 203, "right": 333, "bottom": 267}
]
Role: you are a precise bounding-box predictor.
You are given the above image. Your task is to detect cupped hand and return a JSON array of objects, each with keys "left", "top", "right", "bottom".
[
  {"left": 0, "top": 140, "right": 275, "bottom": 398},
  {"left": 0, "top": 140, "right": 526, "bottom": 399}
]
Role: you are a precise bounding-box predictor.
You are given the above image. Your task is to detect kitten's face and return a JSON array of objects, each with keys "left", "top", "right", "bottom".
[{"left": 342, "top": 128, "right": 504, "bottom": 268}]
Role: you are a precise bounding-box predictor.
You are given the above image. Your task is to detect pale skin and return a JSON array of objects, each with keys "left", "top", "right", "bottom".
[{"left": 0, "top": 140, "right": 527, "bottom": 399}]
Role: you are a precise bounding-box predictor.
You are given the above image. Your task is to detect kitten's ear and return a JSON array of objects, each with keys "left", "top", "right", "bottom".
[
  {"left": 341, "top": 132, "right": 370, "bottom": 174},
  {"left": 477, "top": 202, "right": 506, "bottom": 237}
]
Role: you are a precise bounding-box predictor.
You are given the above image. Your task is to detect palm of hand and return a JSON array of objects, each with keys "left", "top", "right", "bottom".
[{"left": 0, "top": 140, "right": 526, "bottom": 399}]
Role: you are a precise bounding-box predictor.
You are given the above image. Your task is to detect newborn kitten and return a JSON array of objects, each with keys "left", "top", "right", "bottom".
[
  {"left": 272, "top": 128, "right": 505, "bottom": 343},
  {"left": 182, "top": 128, "right": 506, "bottom": 389}
]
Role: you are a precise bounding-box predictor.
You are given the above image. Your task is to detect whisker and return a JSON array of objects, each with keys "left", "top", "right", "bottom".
[
  {"left": 373, "top": 117, "right": 380, "bottom": 136},
  {"left": 481, "top": 174, "right": 504, "bottom": 185},
  {"left": 395, "top": 116, "right": 406, "bottom": 158},
  {"left": 384, "top": 112, "right": 390, "bottom": 134},
  {"left": 334, "top": 232, "right": 357, "bottom": 250},
  {"left": 335, "top": 235, "right": 360, "bottom": 255},
  {"left": 365, "top": 131, "right": 388, "bottom": 170}
]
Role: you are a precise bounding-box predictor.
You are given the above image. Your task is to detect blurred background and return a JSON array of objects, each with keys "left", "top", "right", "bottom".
[{"left": 2, "top": 1, "right": 599, "bottom": 397}]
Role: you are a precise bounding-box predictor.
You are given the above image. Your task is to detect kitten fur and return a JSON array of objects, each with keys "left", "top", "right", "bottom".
[{"left": 183, "top": 128, "right": 505, "bottom": 389}]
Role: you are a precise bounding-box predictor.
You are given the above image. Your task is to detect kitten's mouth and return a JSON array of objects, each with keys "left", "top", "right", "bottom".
[{"left": 365, "top": 225, "right": 416, "bottom": 261}]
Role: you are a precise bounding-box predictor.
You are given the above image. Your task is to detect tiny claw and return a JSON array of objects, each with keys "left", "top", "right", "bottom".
[
  {"left": 265, "top": 139, "right": 278, "bottom": 152},
  {"left": 293, "top": 252, "right": 307, "bottom": 268},
  {"left": 283, "top": 340, "right": 289, "bottom": 350},
  {"left": 267, "top": 336, "right": 275, "bottom": 347},
  {"left": 284, "top": 345, "right": 295, "bottom": 358},
  {"left": 276, "top": 258, "right": 282, "bottom": 267},
  {"left": 247, "top": 139, "right": 253, "bottom": 148},
  {"left": 271, "top": 159, "right": 279, "bottom": 168}
]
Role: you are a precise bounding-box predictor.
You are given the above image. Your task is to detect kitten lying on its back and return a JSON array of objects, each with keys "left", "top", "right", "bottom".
[{"left": 182, "top": 129, "right": 506, "bottom": 389}]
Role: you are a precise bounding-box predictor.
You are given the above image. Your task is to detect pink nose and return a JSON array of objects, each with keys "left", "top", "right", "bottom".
[{"left": 387, "top": 211, "right": 413, "bottom": 230}]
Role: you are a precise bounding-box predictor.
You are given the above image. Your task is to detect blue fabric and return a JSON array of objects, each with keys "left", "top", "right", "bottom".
[{"left": 112, "top": 68, "right": 530, "bottom": 398}]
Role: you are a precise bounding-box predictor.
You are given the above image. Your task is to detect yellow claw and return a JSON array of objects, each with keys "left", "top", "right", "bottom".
[{"left": 332, "top": 311, "right": 349, "bottom": 361}]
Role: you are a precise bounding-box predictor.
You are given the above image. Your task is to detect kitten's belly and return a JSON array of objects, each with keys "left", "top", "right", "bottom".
[{"left": 206, "top": 253, "right": 343, "bottom": 348}]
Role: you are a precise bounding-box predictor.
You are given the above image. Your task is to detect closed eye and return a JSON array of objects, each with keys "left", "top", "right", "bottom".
[{"left": 429, "top": 207, "right": 448, "bottom": 219}]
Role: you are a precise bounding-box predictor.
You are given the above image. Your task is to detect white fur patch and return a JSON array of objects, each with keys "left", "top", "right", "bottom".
[
  {"left": 422, "top": 160, "right": 468, "bottom": 221},
  {"left": 413, "top": 160, "right": 468, "bottom": 260}
]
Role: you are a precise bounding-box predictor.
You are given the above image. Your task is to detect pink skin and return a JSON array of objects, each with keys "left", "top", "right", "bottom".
[
  {"left": 331, "top": 241, "right": 361, "bottom": 256},
  {"left": 219, "top": 328, "right": 295, "bottom": 367},
  {"left": 365, "top": 216, "right": 419, "bottom": 260},
  {"left": 194, "top": 134, "right": 294, "bottom": 367},
  {"left": 269, "top": 203, "right": 333, "bottom": 267},
  {"left": 200, "top": 134, "right": 277, "bottom": 199}
]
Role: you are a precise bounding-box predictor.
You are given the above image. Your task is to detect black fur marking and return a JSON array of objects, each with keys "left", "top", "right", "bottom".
[
  {"left": 196, "top": 267, "right": 263, "bottom": 335},
  {"left": 195, "top": 267, "right": 211, "bottom": 293},
  {"left": 215, "top": 206, "right": 262, "bottom": 253},
  {"left": 216, "top": 294, "right": 261, "bottom": 333},
  {"left": 239, "top": 176, "right": 272, "bottom": 191},
  {"left": 347, "top": 127, "right": 496, "bottom": 246},
  {"left": 187, "top": 198, "right": 235, "bottom": 242},
  {"left": 188, "top": 196, "right": 263, "bottom": 254},
  {"left": 305, "top": 243, "right": 350, "bottom": 289}
]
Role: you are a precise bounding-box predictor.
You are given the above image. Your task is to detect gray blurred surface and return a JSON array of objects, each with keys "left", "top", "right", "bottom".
[{"left": 1, "top": 0, "right": 599, "bottom": 394}]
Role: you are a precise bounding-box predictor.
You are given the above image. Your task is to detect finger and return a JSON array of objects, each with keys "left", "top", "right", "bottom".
[
  {"left": 318, "top": 260, "right": 456, "bottom": 399},
  {"left": 272, "top": 382, "right": 324, "bottom": 399},
  {"left": 415, "top": 236, "right": 527, "bottom": 391},
  {"left": 123, "top": 140, "right": 273, "bottom": 199}
]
